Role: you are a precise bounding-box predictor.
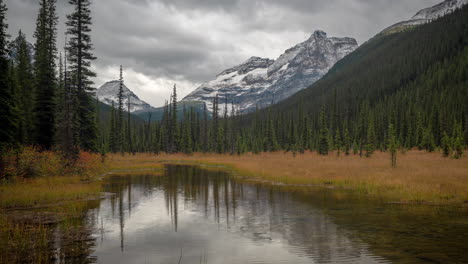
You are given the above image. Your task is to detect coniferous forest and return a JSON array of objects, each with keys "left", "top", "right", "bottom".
[
  {"left": 1, "top": 1, "right": 467, "bottom": 171},
  {"left": 1, "top": 1, "right": 467, "bottom": 170}
]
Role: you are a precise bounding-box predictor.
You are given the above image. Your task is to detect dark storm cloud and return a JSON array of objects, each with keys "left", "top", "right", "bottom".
[{"left": 4, "top": 0, "right": 441, "bottom": 106}]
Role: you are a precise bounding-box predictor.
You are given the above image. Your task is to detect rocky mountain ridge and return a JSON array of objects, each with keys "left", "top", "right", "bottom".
[
  {"left": 382, "top": 0, "right": 468, "bottom": 34},
  {"left": 96, "top": 80, "right": 154, "bottom": 113},
  {"left": 182, "top": 30, "right": 358, "bottom": 113}
]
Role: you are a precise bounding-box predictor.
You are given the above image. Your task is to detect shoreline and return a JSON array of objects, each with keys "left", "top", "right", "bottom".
[{"left": 107, "top": 150, "right": 468, "bottom": 206}]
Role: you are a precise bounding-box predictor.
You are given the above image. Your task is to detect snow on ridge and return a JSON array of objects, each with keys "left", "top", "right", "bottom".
[
  {"left": 96, "top": 81, "right": 154, "bottom": 113},
  {"left": 382, "top": 0, "right": 467, "bottom": 34},
  {"left": 183, "top": 30, "right": 358, "bottom": 113}
]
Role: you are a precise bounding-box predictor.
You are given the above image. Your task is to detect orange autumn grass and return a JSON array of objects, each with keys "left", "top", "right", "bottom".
[{"left": 107, "top": 151, "right": 468, "bottom": 205}]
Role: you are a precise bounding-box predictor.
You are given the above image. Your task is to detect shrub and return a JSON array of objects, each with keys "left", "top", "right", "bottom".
[{"left": 1, "top": 147, "right": 105, "bottom": 181}]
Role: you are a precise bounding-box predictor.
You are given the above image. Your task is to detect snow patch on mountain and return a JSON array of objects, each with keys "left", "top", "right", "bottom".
[
  {"left": 96, "top": 81, "right": 154, "bottom": 113},
  {"left": 183, "top": 31, "right": 358, "bottom": 113},
  {"left": 382, "top": 0, "right": 468, "bottom": 34}
]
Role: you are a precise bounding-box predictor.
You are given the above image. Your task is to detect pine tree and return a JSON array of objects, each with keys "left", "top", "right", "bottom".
[
  {"left": 34, "top": 0, "right": 58, "bottom": 149},
  {"left": 452, "top": 122, "right": 464, "bottom": 159},
  {"left": 127, "top": 95, "right": 132, "bottom": 153},
  {"left": 56, "top": 40, "right": 79, "bottom": 162},
  {"left": 202, "top": 103, "right": 208, "bottom": 152},
  {"left": 440, "top": 131, "right": 451, "bottom": 159},
  {"left": 334, "top": 129, "right": 342, "bottom": 156},
  {"left": 66, "top": 0, "right": 98, "bottom": 152},
  {"left": 13, "top": 31, "right": 34, "bottom": 144},
  {"left": 318, "top": 107, "right": 329, "bottom": 155},
  {"left": 109, "top": 102, "right": 117, "bottom": 153},
  {"left": 117, "top": 65, "right": 124, "bottom": 152},
  {"left": 365, "top": 115, "right": 376, "bottom": 157},
  {"left": 169, "top": 84, "right": 178, "bottom": 153},
  {"left": 212, "top": 94, "right": 219, "bottom": 152},
  {"left": 343, "top": 127, "right": 351, "bottom": 155},
  {"left": 388, "top": 123, "right": 398, "bottom": 168},
  {"left": 420, "top": 127, "right": 435, "bottom": 152},
  {"left": 0, "top": 0, "right": 17, "bottom": 154},
  {"left": 265, "top": 109, "right": 279, "bottom": 152}
]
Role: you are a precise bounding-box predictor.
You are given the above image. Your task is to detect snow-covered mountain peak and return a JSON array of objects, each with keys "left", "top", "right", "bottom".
[
  {"left": 311, "top": 30, "right": 327, "bottom": 40},
  {"left": 411, "top": 0, "right": 467, "bottom": 20},
  {"left": 218, "top": 56, "right": 274, "bottom": 77},
  {"left": 183, "top": 30, "right": 358, "bottom": 113},
  {"left": 96, "top": 81, "right": 154, "bottom": 113},
  {"left": 382, "top": 0, "right": 468, "bottom": 34}
]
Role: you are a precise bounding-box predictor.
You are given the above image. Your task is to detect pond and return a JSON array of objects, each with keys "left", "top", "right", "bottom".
[{"left": 62, "top": 165, "right": 468, "bottom": 263}]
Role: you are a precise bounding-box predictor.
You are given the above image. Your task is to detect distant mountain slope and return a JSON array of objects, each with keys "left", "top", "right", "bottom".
[
  {"left": 96, "top": 81, "right": 154, "bottom": 113},
  {"left": 381, "top": 0, "right": 468, "bottom": 35},
  {"left": 183, "top": 30, "right": 358, "bottom": 113},
  {"left": 250, "top": 4, "right": 468, "bottom": 150}
]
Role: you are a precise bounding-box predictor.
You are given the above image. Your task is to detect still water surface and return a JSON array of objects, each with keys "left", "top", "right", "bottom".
[{"left": 80, "top": 165, "right": 467, "bottom": 263}]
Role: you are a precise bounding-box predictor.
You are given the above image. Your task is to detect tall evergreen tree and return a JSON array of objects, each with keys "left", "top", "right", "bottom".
[
  {"left": 202, "top": 103, "right": 208, "bottom": 152},
  {"left": 127, "top": 95, "right": 132, "bottom": 153},
  {"left": 452, "top": 122, "right": 464, "bottom": 159},
  {"left": 365, "top": 115, "right": 376, "bottom": 157},
  {"left": 318, "top": 107, "right": 329, "bottom": 155},
  {"left": 66, "top": 0, "right": 98, "bottom": 152},
  {"left": 117, "top": 65, "right": 124, "bottom": 152},
  {"left": 334, "top": 129, "right": 342, "bottom": 156},
  {"left": 387, "top": 123, "right": 398, "bottom": 168},
  {"left": 169, "top": 84, "right": 178, "bottom": 153},
  {"left": 441, "top": 131, "right": 451, "bottom": 157},
  {"left": 56, "top": 40, "right": 79, "bottom": 162},
  {"left": 109, "top": 102, "right": 117, "bottom": 152},
  {"left": 13, "top": 31, "right": 34, "bottom": 144},
  {"left": 34, "top": 0, "right": 58, "bottom": 149},
  {"left": 0, "top": 0, "right": 17, "bottom": 154}
]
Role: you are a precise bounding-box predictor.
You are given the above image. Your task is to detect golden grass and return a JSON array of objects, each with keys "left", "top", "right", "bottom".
[
  {"left": 0, "top": 176, "right": 103, "bottom": 209},
  {"left": 107, "top": 151, "right": 468, "bottom": 205}
]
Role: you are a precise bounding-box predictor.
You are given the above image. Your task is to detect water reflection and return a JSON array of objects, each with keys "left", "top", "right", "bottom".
[{"left": 88, "top": 165, "right": 388, "bottom": 263}]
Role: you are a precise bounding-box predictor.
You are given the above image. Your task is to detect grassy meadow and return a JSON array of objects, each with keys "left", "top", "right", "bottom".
[{"left": 107, "top": 151, "right": 468, "bottom": 205}]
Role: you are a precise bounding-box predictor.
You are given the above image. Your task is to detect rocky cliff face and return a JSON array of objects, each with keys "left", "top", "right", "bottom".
[
  {"left": 183, "top": 30, "right": 358, "bottom": 113},
  {"left": 96, "top": 81, "right": 154, "bottom": 113},
  {"left": 382, "top": 0, "right": 468, "bottom": 34}
]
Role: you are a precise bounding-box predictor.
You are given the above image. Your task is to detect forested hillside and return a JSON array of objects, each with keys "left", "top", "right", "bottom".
[{"left": 235, "top": 4, "right": 468, "bottom": 156}]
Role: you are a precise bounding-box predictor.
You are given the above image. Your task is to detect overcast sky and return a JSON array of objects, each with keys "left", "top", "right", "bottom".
[{"left": 5, "top": 0, "right": 440, "bottom": 107}]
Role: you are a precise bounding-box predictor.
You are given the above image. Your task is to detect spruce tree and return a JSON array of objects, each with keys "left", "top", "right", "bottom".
[
  {"left": 34, "top": 0, "right": 58, "bottom": 149},
  {"left": 0, "top": 0, "right": 17, "bottom": 153},
  {"left": 13, "top": 31, "right": 34, "bottom": 144},
  {"left": 66, "top": 0, "right": 98, "bottom": 152},
  {"left": 318, "top": 107, "right": 329, "bottom": 155},
  {"left": 452, "top": 122, "right": 464, "bottom": 159},
  {"left": 169, "top": 84, "right": 178, "bottom": 153},
  {"left": 388, "top": 123, "right": 398, "bottom": 168},
  {"left": 420, "top": 127, "right": 435, "bottom": 152},
  {"left": 343, "top": 127, "right": 351, "bottom": 155},
  {"left": 117, "top": 65, "right": 124, "bottom": 152},
  {"left": 365, "top": 116, "right": 376, "bottom": 157},
  {"left": 334, "top": 129, "right": 342, "bottom": 156},
  {"left": 109, "top": 102, "right": 117, "bottom": 152},
  {"left": 127, "top": 95, "right": 132, "bottom": 153},
  {"left": 441, "top": 131, "right": 451, "bottom": 157},
  {"left": 56, "top": 41, "right": 79, "bottom": 162},
  {"left": 212, "top": 94, "right": 219, "bottom": 152},
  {"left": 202, "top": 103, "right": 208, "bottom": 152}
]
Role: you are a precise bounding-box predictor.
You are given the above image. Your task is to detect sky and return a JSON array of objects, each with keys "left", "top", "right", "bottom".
[{"left": 5, "top": 0, "right": 441, "bottom": 108}]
